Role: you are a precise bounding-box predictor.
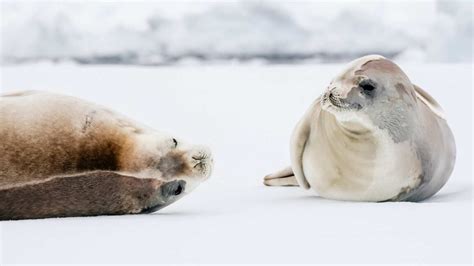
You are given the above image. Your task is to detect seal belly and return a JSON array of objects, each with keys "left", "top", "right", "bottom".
[{"left": 303, "top": 111, "right": 422, "bottom": 202}]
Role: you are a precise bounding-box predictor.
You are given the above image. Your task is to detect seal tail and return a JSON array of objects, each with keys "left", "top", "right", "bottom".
[{"left": 263, "top": 166, "right": 299, "bottom": 187}]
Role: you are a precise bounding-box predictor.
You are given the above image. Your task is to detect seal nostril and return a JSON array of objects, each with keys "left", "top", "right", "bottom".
[
  {"left": 174, "top": 184, "right": 183, "bottom": 196},
  {"left": 161, "top": 180, "right": 186, "bottom": 197}
]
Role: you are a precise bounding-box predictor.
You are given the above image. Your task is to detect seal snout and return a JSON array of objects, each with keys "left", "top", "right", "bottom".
[
  {"left": 161, "top": 180, "right": 186, "bottom": 197},
  {"left": 191, "top": 148, "right": 213, "bottom": 179},
  {"left": 141, "top": 180, "right": 187, "bottom": 214},
  {"left": 327, "top": 89, "right": 359, "bottom": 110}
]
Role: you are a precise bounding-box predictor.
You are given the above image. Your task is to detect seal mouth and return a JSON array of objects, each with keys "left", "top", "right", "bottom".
[{"left": 191, "top": 152, "right": 213, "bottom": 180}]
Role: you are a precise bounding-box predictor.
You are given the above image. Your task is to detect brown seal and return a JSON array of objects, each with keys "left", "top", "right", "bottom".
[{"left": 0, "top": 91, "right": 213, "bottom": 220}]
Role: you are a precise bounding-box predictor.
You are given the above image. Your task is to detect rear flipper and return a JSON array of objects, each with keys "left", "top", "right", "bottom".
[{"left": 263, "top": 166, "right": 299, "bottom": 187}]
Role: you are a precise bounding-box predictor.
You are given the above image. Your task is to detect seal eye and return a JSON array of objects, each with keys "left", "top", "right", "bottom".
[
  {"left": 359, "top": 79, "right": 376, "bottom": 93},
  {"left": 172, "top": 138, "right": 178, "bottom": 148}
]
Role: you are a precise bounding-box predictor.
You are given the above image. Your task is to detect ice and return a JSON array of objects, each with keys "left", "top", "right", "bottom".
[
  {"left": 1, "top": 1, "right": 472, "bottom": 65},
  {"left": 0, "top": 62, "right": 471, "bottom": 263}
]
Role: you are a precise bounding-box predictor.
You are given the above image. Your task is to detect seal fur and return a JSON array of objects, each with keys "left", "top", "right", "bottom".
[
  {"left": 264, "top": 55, "right": 456, "bottom": 202},
  {"left": 0, "top": 91, "right": 213, "bottom": 220}
]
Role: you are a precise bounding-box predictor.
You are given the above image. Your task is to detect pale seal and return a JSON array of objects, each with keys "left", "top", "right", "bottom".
[
  {"left": 0, "top": 91, "right": 213, "bottom": 220},
  {"left": 264, "top": 55, "right": 456, "bottom": 202}
]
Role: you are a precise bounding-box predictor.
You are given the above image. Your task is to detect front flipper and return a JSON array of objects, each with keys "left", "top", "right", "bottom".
[
  {"left": 289, "top": 98, "right": 321, "bottom": 189},
  {"left": 263, "top": 166, "right": 298, "bottom": 187}
]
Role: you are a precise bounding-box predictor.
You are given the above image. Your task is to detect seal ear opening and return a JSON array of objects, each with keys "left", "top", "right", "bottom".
[
  {"left": 289, "top": 100, "right": 321, "bottom": 190},
  {"left": 413, "top": 84, "right": 446, "bottom": 120}
]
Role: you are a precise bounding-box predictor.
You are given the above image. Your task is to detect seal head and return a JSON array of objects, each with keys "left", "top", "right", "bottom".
[{"left": 321, "top": 54, "right": 418, "bottom": 143}]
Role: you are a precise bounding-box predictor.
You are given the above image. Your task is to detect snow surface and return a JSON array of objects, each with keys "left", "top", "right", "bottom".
[
  {"left": 1, "top": 1, "right": 472, "bottom": 65},
  {"left": 0, "top": 63, "right": 472, "bottom": 264}
]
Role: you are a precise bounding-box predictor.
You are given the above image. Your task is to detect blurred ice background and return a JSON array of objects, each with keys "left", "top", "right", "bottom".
[{"left": 1, "top": 0, "right": 472, "bottom": 65}]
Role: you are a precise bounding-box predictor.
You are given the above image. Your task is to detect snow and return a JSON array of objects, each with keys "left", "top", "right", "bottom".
[
  {"left": 0, "top": 62, "right": 472, "bottom": 264},
  {"left": 1, "top": 1, "right": 472, "bottom": 65}
]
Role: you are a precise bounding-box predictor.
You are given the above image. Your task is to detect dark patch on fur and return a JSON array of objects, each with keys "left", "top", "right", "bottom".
[
  {"left": 156, "top": 151, "right": 191, "bottom": 178},
  {"left": 394, "top": 83, "right": 415, "bottom": 106},
  {"left": 76, "top": 135, "right": 123, "bottom": 172},
  {"left": 0, "top": 172, "right": 164, "bottom": 220},
  {"left": 395, "top": 83, "right": 407, "bottom": 98},
  {"left": 132, "top": 128, "right": 143, "bottom": 134},
  {"left": 385, "top": 174, "right": 425, "bottom": 202}
]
